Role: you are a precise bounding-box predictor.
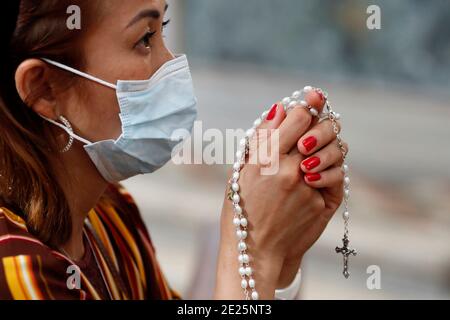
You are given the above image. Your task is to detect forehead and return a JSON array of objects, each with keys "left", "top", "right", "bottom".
[{"left": 98, "top": 0, "right": 166, "bottom": 27}]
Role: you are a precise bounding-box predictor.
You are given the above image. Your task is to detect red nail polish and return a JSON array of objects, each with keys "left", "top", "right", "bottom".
[
  {"left": 305, "top": 173, "right": 321, "bottom": 182},
  {"left": 302, "top": 136, "right": 317, "bottom": 152},
  {"left": 267, "top": 104, "right": 278, "bottom": 121},
  {"left": 315, "top": 90, "right": 325, "bottom": 104},
  {"left": 302, "top": 156, "right": 321, "bottom": 171}
]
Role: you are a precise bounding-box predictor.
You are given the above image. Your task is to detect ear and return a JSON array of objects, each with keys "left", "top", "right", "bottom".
[{"left": 15, "top": 59, "right": 58, "bottom": 120}]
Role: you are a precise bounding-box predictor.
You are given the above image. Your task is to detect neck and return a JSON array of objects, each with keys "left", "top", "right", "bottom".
[{"left": 54, "top": 141, "right": 109, "bottom": 261}]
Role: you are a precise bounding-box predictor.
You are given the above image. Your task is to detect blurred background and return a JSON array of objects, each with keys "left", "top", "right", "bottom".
[{"left": 122, "top": 0, "right": 450, "bottom": 299}]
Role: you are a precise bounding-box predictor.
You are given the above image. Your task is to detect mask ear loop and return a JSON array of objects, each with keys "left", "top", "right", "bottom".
[
  {"left": 39, "top": 58, "right": 115, "bottom": 151},
  {"left": 41, "top": 115, "right": 93, "bottom": 152},
  {"left": 41, "top": 58, "right": 118, "bottom": 90}
]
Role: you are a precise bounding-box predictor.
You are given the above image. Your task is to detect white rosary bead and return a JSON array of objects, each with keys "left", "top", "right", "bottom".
[
  {"left": 344, "top": 176, "right": 350, "bottom": 187},
  {"left": 300, "top": 100, "right": 308, "bottom": 107},
  {"left": 239, "top": 267, "right": 246, "bottom": 276},
  {"left": 246, "top": 128, "right": 255, "bottom": 138},
  {"left": 343, "top": 211, "right": 350, "bottom": 221},
  {"left": 233, "top": 162, "right": 241, "bottom": 171},
  {"left": 251, "top": 291, "right": 259, "bottom": 300},
  {"left": 237, "top": 229, "right": 248, "bottom": 240},
  {"left": 236, "top": 229, "right": 247, "bottom": 240},
  {"left": 335, "top": 113, "right": 341, "bottom": 120},
  {"left": 234, "top": 205, "right": 242, "bottom": 215},
  {"left": 282, "top": 97, "right": 291, "bottom": 107},
  {"left": 239, "top": 138, "right": 247, "bottom": 148},
  {"left": 233, "top": 217, "right": 241, "bottom": 227},
  {"left": 238, "top": 241, "right": 247, "bottom": 252},
  {"left": 253, "top": 118, "right": 262, "bottom": 127},
  {"left": 288, "top": 100, "right": 298, "bottom": 110},
  {"left": 344, "top": 189, "right": 350, "bottom": 200},
  {"left": 309, "top": 108, "right": 319, "bottom": 117},
  {"left": 292, "top": 90, "right": 301, "bottom": 100},
  {"left": 248, "top": 278, "right": 255, "bottom": 288},
  {"left": 235, "top": 150, "right": 243, "bottom": 160},
  {"left": 343, "top": 164, "right": 349, "bottom": 173},
  {"left": 238, "top": 254, "right": 250, "bottom": 264},
  {"left": 240, "top": 217, "right": 248, "bottom": 227},
  {"left": 232, "top": 182, "right": 240, "bottom": 192},
  {"left": 241, "top": 279, "right": 248, "bottom": 289},
  {"left": 245, "top": 267, "right": 253, "bottom": 276},
  {"left": 232, "top": 193, "right": 240, "bottom": 204},
  {"left": 232, "top": 171, "right": 240, "bottom": 181},
  {"left": 303, "top": 85, "right": 313, "bottom": 93}
]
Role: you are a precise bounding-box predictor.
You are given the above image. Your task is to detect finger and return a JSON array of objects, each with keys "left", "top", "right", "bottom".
[
  {"left": 246, "top": 103, "right": 286, "bottom": 165},
  {"left": 303, "top": 165, "right": 344, "bottom": 189},
  {"left": 300, "top": 140, "right": 349, "bottom": 173},
  {"left": 305, "top": 88, "right": 327, "bottom": 128},
  {"left": 277, "top": 106, "right": 313, "bottom": 154},
  {"left": 278, "top": 89, "right": 328, "bottom": 154},
  {"left": 297, "top": 118, "right": 342, "bottom": 156},
  {"left": 258, "top": 103, "right": 286, "bottom": 131}
]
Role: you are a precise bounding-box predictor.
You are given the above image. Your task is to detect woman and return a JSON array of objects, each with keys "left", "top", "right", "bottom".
[{"left": 0, "top": 0, "right": 348, "bottom": 300}]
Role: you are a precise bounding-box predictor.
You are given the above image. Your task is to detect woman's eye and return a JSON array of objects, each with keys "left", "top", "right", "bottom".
[
  {"left": 162, "top": 19, "right": 171, "bottom": 31},
  {"left": 137, "top": 30, "right": 156, "bottom": 50},
  {"left": 135, "top": 20, "right": 170, "bottom": 52}
]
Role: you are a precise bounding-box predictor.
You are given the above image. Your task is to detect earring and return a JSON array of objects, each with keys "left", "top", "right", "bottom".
[{"left": 59, "top": 116, "right": 74, "bottom": 153}]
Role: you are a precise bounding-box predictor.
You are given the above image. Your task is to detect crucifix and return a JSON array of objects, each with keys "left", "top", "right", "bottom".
[{"left": 335, "top": 234, "right": 357, "bottom": 279}]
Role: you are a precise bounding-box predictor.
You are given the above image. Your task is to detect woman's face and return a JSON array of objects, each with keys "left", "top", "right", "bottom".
[{"left": 60, "top": 0, "right": 173, "bottom": 142}]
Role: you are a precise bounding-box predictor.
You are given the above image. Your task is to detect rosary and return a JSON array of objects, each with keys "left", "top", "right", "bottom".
[{"left": 227, "top": 86, "right": 356, "bottom": 300}]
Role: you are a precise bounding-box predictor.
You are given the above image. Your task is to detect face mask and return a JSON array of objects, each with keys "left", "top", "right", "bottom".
[{"left": 41, "top": 55, "right": 198, "bottom": 182}]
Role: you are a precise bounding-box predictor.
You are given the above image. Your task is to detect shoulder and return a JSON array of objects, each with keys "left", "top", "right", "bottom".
[
  {"left": 94, "top": 184, "right": 181, "bottom": 299},
  {"left": 0, "top": 207, "right": 50, "bottom": 258},
  {"left": 0, "top": 208, "right": 86, "bottom": 300}
]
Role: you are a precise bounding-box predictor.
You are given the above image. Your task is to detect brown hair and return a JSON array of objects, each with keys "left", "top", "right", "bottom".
[{"left": 0, "top": 0, "right": 99, "bottom": 247}]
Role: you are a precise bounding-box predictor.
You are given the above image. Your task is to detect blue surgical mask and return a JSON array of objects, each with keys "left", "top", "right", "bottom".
[{"left": 41, "top": 55, "right": 198, "bottom": 182}]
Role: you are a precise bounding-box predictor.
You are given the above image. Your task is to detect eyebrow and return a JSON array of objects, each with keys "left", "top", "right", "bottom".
[{"left": 126, "top": 3, "right": 169, "bottom": 28}]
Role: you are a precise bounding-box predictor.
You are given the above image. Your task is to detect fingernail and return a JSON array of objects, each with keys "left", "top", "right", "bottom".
[
  {"left": 302, "top": 136, "right": 317, "bottom": 152},
  {"left": 305, "top": 172, "right": 321, "bottom": 182},
  {"left": 315, "top": 90, "right": 325, "bottom": 104},
  {"left": 267, "top": 104, "right": 278, "bottom": 121},
  {"left": 302, "top": 156, "right": 321, "bottom": 171}
]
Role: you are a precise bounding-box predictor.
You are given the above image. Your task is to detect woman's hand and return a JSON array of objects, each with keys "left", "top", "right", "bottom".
[
  {"left": 278, "top": 98, "right": 349, "bottom": 288},
  {"left": 215, "top": 90, "right": 348, "bottom": 299}
]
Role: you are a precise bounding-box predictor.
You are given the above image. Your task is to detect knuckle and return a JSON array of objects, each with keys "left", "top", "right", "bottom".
[
  {"left": 289, "top": 107, "right": 311, "bottom": 127},
  {"left": 278, "top": 168, "right": 299, "bottom": 190},
  {"left": 312, "top": 196, "right": 325, "bottom": 211}
]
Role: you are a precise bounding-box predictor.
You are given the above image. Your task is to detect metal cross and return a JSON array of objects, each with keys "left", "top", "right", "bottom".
[{"left": 335, "top": 235, "right": 357, "bottom": 279}]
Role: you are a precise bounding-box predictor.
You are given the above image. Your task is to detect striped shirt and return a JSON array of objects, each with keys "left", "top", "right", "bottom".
[{"left": 0, "top": 183, "right": 181, "bottom": 300}]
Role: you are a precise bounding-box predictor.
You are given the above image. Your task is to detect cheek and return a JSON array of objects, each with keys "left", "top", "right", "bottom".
[{"left": 72, "top": 84, "right": 122, "bottom": 142}]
